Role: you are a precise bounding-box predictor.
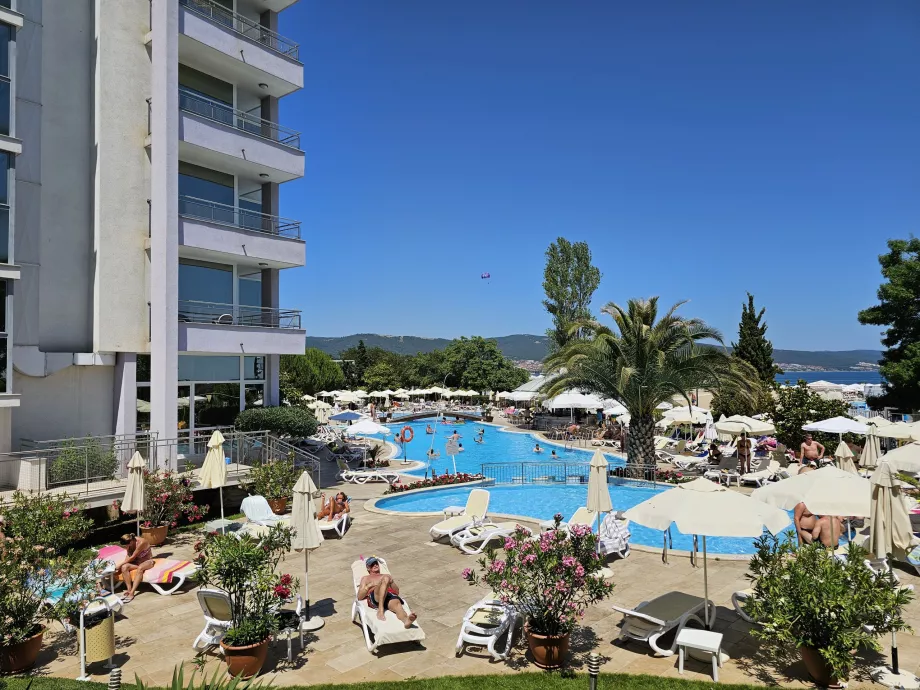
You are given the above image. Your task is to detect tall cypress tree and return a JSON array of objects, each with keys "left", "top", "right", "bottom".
[{"left": 732, "top": 293, "right": 782, "bottom": 385}]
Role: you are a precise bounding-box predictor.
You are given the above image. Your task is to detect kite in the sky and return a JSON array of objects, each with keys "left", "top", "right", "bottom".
[{"left": 481, "top": 272, "right": 491, "bottom": 280}]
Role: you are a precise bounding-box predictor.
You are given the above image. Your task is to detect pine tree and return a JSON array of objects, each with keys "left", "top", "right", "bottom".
[{"left": 732, "top": 293, "right": 782, "bottom": 385}]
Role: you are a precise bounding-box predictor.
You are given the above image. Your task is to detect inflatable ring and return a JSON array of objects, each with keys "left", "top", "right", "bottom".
[{"left": 400, "top": 426, "right": 414, "bottom": 443}]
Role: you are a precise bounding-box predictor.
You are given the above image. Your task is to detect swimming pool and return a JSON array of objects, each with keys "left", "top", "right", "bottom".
[
  {"left": 374, "top": 418, "right": 625, "bottom": 476},
  {"left": 374, "top": 482, "right": 779, "bottom": 555}
]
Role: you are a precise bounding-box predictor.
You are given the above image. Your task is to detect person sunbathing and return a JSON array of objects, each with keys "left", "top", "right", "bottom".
[
  {"left": 119, "top": 533, "right": 155, "bottom": 603},
  {"left": 318, "top": 492, "right": 350, "bottom": 522},
  {"left": 357, "top": 556, "right": 417, "bottom": 628}
]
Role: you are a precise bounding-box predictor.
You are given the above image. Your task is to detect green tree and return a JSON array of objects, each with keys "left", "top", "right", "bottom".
[
  {"left": 280, "top": 348, "right": 345, "bottom": 396},
  {"left": 543, "top": 298, "right": 757, "bottom": 468},
  {"left": 858, "top": 237, "right": 920, "bottom": 411},
  {"left": 444, "top": 337, "right": 530, "bottom": 392},
  {"left": 402, "top": 349, "right": 449, "bottom": 387},
  {"left": 542, "top": 238, "right": 602, "bottom": 352},
  {"left": 354, "top": 340, "right": 370, "bottom": 381},
  {"left": 732, "top": 293, "right": 782, "bottom": 384},
  {"left": 339, "top": 360, "right": 360, "bottom": 389},
  {"left": 363, "top": 361, "right": 401, "bottom": 390},
  {"left": 770, "top": 381, "right": 851, "bottom": 451}
]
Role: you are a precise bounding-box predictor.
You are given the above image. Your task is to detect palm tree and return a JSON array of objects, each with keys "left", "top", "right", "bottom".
[{"left": 542, "top": 297, "right": 758, "bottom": 471}]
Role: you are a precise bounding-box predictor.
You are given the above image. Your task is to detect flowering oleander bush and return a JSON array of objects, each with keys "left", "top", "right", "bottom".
[
  {"left": 1, "top": 490, "right": 93, "bottom": 554},
  {"left": 195, "top": 525, "right": 298, "bottom": 647},
  {"left": 118, "top": 468, "right": 206, "bottom": 528},
  {"left": 383, "top": 472, "right": 485, "bottom": 494},
  {"left": 243, "top": 453, "right": 299, "bottom": 500},
  {"left": 462, "top": 515, "right": 614, "bottom": 636},
  {"left": 654, "top": 469, "right": 694, "bottom": 485},
  {"left": 0, "top": 534, "right": 105, "bottom": 645},
  {"left": 611, "top": 466, "right": 693, "bottom": 484}
]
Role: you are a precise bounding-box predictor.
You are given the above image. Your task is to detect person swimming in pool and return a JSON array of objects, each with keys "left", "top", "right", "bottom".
[
  {"left": 458, "top": 443, "right": 464, "bottom": 452},
  {"left": 551, "top": 449, "right": 558, "bottom": 459},
  {"left": 474, "top": 429, "right": 484, "bottom": 444},
  {"left": 533, "top": 443, "right": 543, "bottom": 453},
  {"left": 425, "top": 424, "right": 434, "bottom": 435}
]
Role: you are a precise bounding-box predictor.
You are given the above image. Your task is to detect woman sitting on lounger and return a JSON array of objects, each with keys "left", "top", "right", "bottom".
[
  {"left": 318, "top": 492, "right": 350, "bottom": 522},
  {"left": 119, "top": 533, "right": 155, "bottom": 603}
]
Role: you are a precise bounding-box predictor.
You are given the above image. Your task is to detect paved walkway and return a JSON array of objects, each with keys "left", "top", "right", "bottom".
[{"left": 30, "top": 466, "right": 920, "bottom": 688}]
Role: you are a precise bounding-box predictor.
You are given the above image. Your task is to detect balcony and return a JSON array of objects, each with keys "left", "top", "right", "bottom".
[
  {"left": 178, "top": 196, "right": 305, "bottom": 269},
  {"left": 177, "top": 300, "right": 305, "bottom": 355},
  {"left": 178, "top": 90, "right": 304, "bottom": 183},
  {"left": 178, "top": 0, "right": 302, "bottom": 98}
]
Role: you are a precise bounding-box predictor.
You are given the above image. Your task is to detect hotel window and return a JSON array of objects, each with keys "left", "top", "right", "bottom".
[
  {"left": 0, "top": 280, "right": 8, "bottom": 393},
  {"left": 0, "top": 24, "right": 10, "bottom": 137},
  {"left": 0, "top": 152, "right": 9, "bottom": 264}
]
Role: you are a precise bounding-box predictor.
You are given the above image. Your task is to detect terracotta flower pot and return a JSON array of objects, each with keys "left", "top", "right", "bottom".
[
  {"left": 799, "top": 645, "right": 844, "bottom": 688},
  {"left": 141, "top": 524, "right": 168, "bottom": 546},
  {"left": 524, "top": 624, "right": 569, "bottom": 669},
  {"left": 267, "top": 497, "right": 288, "bottom": 515},
  {"left": 0, "top": 625, "right": 45, "bottom": 673},
  {"left": 220, "top": 638, "right": 269, "bottom": 679}
]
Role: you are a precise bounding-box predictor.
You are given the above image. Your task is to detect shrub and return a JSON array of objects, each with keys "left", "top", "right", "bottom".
[
  {"left": 47, "top": 439, "right": 118, "bottom": 487},
  {"left": 463, "top": 515, "right": 614, "bottom": 636},
  {"left": 117, "top": 467, "right": 206, "bottom": 529},
  {"left": 745, "top": 532, "right": 912, "bottom": 681},
  {"left": 194, "top": 525, "right": 298, "bottom": 647},
  {"left": 235, "top": 406, "right": 318, "bottom": 439},
  {"left": 1, "top": 491, "right": 93, "bottom": 553},
  {"left": 243, "top": 454, "right": 299, "bottom": 500}
]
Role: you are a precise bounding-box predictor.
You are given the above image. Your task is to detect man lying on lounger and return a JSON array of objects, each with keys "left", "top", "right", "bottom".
[{"left": 357, "top": 556, "right": 418, "bottom": 628}]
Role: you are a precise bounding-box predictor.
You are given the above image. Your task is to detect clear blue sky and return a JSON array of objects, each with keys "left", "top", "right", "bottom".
[{"left": 276, "top": 1, "right": 919, "bottom": 351}]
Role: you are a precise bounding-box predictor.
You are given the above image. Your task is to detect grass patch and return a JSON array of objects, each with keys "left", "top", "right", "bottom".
[{"left": 0, "top": 673, "right": 768, "bottom": 690}]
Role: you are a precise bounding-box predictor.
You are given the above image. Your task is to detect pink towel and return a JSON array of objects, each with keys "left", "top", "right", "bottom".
[{"left": 98, "top": 545, "right": 127, "bottom": 567}]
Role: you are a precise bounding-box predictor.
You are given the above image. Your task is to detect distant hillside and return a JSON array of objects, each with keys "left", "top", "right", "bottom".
[
  {"left": 305, "top": 333, "right": 551, "bottom": 361},
  {"left": 306, "top": 334, "right": 882, "bottom": 371}
]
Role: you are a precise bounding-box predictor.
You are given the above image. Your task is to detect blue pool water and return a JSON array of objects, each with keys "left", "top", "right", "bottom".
[
  {"left": 376, "top": 419, "right": 625, "bottom": 476},
  {"left": 376, "top": 483, "right": 789, "bottom": 555}
]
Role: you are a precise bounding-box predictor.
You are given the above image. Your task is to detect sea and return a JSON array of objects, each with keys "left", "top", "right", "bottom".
[{"left": 774, "top": 371, "right": 883, "bottom": 385}]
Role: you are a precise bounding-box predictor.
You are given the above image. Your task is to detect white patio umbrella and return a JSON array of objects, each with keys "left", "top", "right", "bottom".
[
  {"left": 714, "top": 415, "right": 774, "bottom": 436},
  {"left": 802, "top": 416, "right": 867, "bottom": 436},
  {"left": 879, "top": 442, "right": 920, "bottom": 474},
  {"left": 394, "top": 392, "right": 410, "bottom": 400},
  {"left": 656, "top": 402, "right": 673, "bottom": 411},
  {"left": 121, "top": 452, "right": 146, "bottom": 536},
  {"left": 604, "top": 403, "right": 628, "bottom": 417},
  {"left": 316, "top": 391, "right": 333, "bottom": 398},
  {"left": 834, "top": 441, "right": 858, "bottom": 474},
  {"left": 587, "top": 450, "right": 613, "bottom": 552},
  {"left": 664, "top": 406, "right": 711, "bottom": 425},
  {"left": 301, "top": 394, "right": 315, "bottom": 402},
  {"left": 307, "top": 400, "right": 332, "bottom": 410},
  {"left": 335, "top": 391, "right": 358, "bottom": 403},
  {"left": 353, "top": 390, "right": 369, "bottom": 398},
  {"left": 624, "top": 478, "right": 790, "bottom": 627},
  {"left": 344, "top": 419, "right": 392, "bottom": 436},
  {"left": 291, "top": 470, "right": 325, "bottom": 630},
  {"left": 873, "top": 422, "right": 917, "bottom": 441},
  {"left": 199, "top": 430, "right": 228, "bottom": 533}
]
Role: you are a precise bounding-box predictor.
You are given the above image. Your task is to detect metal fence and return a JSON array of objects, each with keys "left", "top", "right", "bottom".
[
  {"left": 179, "top": 0, "right": 300, "bottom": 59},
  {"left": 179, "top": 89, "right": 302, "bottom": 148},
  {"left": 179, "top": 195, "right": 301, "bottom": 239},
  {"left": 178, "top": 300, "right": 302, "bottom": 329},
  {"left": 481, "top": 461, "right": 660, "bottom": 488}
]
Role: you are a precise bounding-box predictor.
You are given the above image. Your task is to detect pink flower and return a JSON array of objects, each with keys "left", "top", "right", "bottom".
[
  {"left": 575, "top": 564, "right": 585, "bottom": 578},
  {"left": 504, "top": 537, "right": 517, "bottom": 550},
  {"left": 555, "top": 580, "right": 568, "bottom": 592},
  {"left": 562, "top": 556, "right": 577, "bottom": 568},
  {"left": 522, "top": 554, "right": 537, "bottom": 565},
  {"left": 461, "top": 568, "right": 473, "bottom": 580}
]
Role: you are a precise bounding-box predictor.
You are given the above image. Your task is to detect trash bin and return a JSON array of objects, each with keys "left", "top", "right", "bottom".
[{"left": 81, "top": 608, "right": 115, "bottom": 664}]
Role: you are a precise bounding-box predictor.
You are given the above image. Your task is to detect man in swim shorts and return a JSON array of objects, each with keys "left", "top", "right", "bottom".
[
  {"left": 800, "top": 434, "right": 825, "bottom": 464},
  {"left": 357, "top": 556, "right": 418, "bottom": 628}
]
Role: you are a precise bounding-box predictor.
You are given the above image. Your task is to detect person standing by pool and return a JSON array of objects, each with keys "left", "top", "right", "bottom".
[
  {"left": 800, "top": 434, "right": 825, "bottom": 464},
  {"left": 738, "top": 431, "right": 752, "bottom": 474}
]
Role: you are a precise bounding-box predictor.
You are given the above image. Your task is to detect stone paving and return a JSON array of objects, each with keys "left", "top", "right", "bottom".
[{"left": 27, "top": 458, "right": 920, "bottom": 687}]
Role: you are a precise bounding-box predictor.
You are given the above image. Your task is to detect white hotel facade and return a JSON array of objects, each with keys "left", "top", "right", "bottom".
[{"left": 1, "top": 0, "right": 305, "bottom": 457}]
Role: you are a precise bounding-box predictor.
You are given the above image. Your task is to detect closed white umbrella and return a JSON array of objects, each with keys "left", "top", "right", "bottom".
[
  {"left": 199, "top": 430, "right": 228, "bottom": 533},
  {"left": 869, "top": 463, "right": 914, "bottom": 561},
  {"left": 834, "top": 441, "right": 858, "bottom": 474},
  {"left": 624, "top": 477, "right": 790, "bottom": 627},
  {"left": 291, "top": 470, "right": 325, "bottom": 631},
  {"left": 861, "top": 428, "right": 882, "bottom": 469},
  {"left": 121, "top": 452, "right": 146, "bottom": 536},
  {"left": 587, "top": 449, "right": 613, "bottom": 557}
]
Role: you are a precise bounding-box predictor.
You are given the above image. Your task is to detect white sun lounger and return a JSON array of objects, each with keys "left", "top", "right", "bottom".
[
  {"left": 740, "top": 460, "right": 780, "bottom": 487},
  {"left": 731, "top": 588, "right": 755, "bottom": 623},
  {"left": 350, "top": 558, "right": 425, "bottom": 653},
  {"left": 539, "top": 506, "right": 596, "bottom": 533},
  {"left": 319, "top": 511, "right": 350, "bottom": 538},
  {"left": 450, "top": 521, "right": 533, "bottom": 555},
  {"left": 336, "top": 457, "right": 400, "bottom": 485},
  {"left": 672, "top": 454, "right": 708, "bottom": 471},
  {"left": 241, "top": 495, "right": 290, "bottom": 527},
  {"left": 614, "top": 591, "right": 711, "bottom": 656},
  {"left": 429, "top": 489, "right": 490, "bottom": 540},
  {"left": 456, "top": 595, "right": 519, "bottom": 661}
]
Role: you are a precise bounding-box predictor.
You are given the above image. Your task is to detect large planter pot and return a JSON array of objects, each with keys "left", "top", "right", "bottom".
[
  {"left": 141, "top": 524, "right": 168, "bottom": 546},
  {"left": 799, "top": 645, "right": 844, "bottom": 688},
  {"left": 525, "top": 624, "right": 569, "bottom": 670},
  {"left": 267, "top": 497, "right": 288, "bottom": 515},
  {"left": 220, "top": 638, "right": 269, "bottom": 679},
  {"left": 0, "top": 625, "right": 45, "bottom": 673}
]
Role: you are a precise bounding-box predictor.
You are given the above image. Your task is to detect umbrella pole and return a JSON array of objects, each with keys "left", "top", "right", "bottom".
[
  {"left": 219, "top": 486, "right": 225, "bottom": 534},
  {"left": 703, "top": 536, "right": 710, "bottom": 629},
  {"left": 305, "top": 550, "right": 310, "bottom": 621}
]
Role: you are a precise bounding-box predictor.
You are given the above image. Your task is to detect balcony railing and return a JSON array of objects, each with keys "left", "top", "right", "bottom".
[
  {"left": 179, "top": 195, "right": 301, "bottom": 239},
  {"left": 178, "top": 300, "right": 302, "bottom": 329},
  {"left": 179, "top": 89, "right": 301, "bottom": 149},
  {"left": 179, "top": 0, "right": 300, "bottom": 60}
]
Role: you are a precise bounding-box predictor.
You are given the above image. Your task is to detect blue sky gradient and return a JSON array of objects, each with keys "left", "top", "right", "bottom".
[{"left": 276, "top": 1, "right": 919, "bottom": 350}]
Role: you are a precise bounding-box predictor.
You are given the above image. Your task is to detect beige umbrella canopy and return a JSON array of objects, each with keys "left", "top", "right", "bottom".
[
  {"left": 861, "top": 428, "right": 882, "bottom": 470},
  {"left": 869, "top": 463, "right": 915, "bottom": 561},
  {"left": 121, "top": 452, "right": 147, "bottom": 535},
  {"left": 879, "top": 442, "right": 920, "bottom": 474},
  {"left": 291, "top": 470, "right": 325, "bottom": 630},
  {"left": 199, "top": 430, "right": 228, "bottom": 533},
  {"left": 587, "top": 449, "right": 613, "bottom": 552},
  {"left": 834, "top": 441, "right": 858, "bottom": 475},
  {"left": 751, "top": 465, "right": 871, "bottom": 517}
]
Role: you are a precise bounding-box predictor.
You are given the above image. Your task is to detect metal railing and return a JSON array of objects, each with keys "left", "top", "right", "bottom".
[
  {"left": 178, "top": 299, "right": 302, "bottom": 329},
  {"left": 481, "top": 461, "right": 658, "bottom": 488},
  {"left": 179, "top": 195, "right": 301, "bottom": 239},
  {"left": 179, "top": 0, "right": 300, "bottom": 59},
  {"left": 179, "top": 89, "right": 301, "bottom": 149}
]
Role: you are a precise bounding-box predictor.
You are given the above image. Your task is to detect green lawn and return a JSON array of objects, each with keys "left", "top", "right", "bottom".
[{"left": 0, "top": 673, "right": 767, "bottom": 690}]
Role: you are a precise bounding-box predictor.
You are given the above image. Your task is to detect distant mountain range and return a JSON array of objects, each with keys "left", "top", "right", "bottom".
[{"left": 305, "top": 333, "right": 882, "bottom": 371}]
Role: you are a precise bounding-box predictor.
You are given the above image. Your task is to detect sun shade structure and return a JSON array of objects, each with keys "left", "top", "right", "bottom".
[
  {"left": 664, "top": 406, "right": 711, "bottom": 425},
  {"left": 121, "top": 451, "right": 147, "bottom": 535},
  {"left": 199, "top": 430, "right": 228, "bottom": 533},
  {"left": 834, "top": 441, "right": 859, "bottom": 474},
  {"left": 802, "top": 416, "right": 868, "bottom": 436},
  {"left": 624, "top": 477, "right": 790, "bottom": 627},
  {"left": 869, "top": 463, "right": 915, "bottom": 561},
  {"left": 879, "top": 442, "right": 920, "bottom": 475},
  {"left": 330, "top": 410, "right": 363, "bottom": 422},
  {"left": 292, "top": 470, "right": 325, "bottom": 629},
  {"left": 344, "top": 419, "right": 392, "bottom": 436},
  {"left": 750, "top": 465, "right": 871, "bottom": 517},
  {"left": 714, "top": 415, "right": 775, "bottom": 436},
  {"left": 543, "top": 391, "right": 604, "bottom": 410}
]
